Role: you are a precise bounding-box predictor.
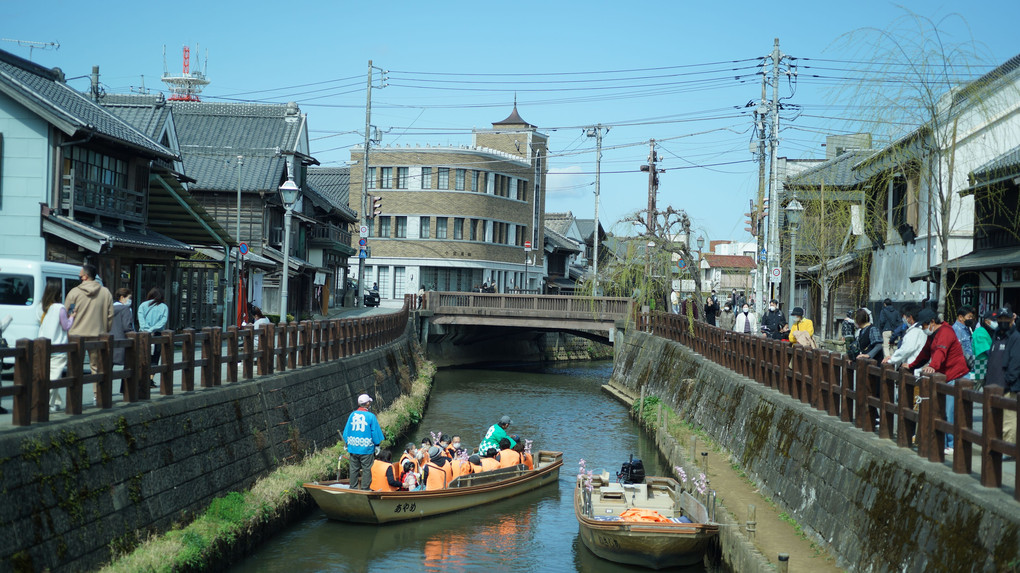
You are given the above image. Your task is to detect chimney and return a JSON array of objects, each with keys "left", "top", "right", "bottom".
[{"left": 91, "top": 65, "right": 100, "bottom": 102}]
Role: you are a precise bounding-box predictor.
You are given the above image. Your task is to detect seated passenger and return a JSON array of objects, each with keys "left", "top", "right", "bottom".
[
  {"left": 479, "top": 448, "right": 501, "bottom": 472},
  {"left": 449, "top": 435, "right": 465, "bottom": 458},
  {"left": 496, "top": 437, "right": 523, "bottom": 468},
  {"left": 440, "top": 434, "right": 457, "bottom": 459},
  {"left": 369, "top": 450, "right": 401, "bottom": 492},
  {"left": 513, "top": 438, "right": 533, "bottom": 470},
  {"left": 401, "top": 460, "right": 420, "bottom": 491},
  {"left": 467, "top": 454, "right": 484, "bottom": 474},
  {"left": 398, "top": 442, "right": 420, "bottom": 477},
  {"left": 422, "top": 446, "right": 452, "bottom": 491},
  {"left": 419, "top": 438, "right": 434, "bottom": 465}
]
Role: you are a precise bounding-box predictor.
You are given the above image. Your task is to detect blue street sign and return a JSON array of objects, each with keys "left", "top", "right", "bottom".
[
  {"left": 358, "top": 237, "right": 367, "bottom": 247},
  {"left": 760, "top": 248, "right": 767, "bottom": 256},
  {"left": 238, "top": 242, "right": 249, "bottom": 256},
  {"left": 359, "top": 249, "right": 368, "bottom": 259},
  {"left": 759, "top": 254, "right": 767, "bottom": 262}
]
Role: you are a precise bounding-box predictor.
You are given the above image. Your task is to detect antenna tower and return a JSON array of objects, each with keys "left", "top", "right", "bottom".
[{"left": 162, "top": 45, "right": 209, "bottom": 101}]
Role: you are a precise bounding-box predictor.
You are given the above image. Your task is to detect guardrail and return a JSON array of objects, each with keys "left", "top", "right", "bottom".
[
  {"left": 0, "top": 300, "right": 411, "bottom": 427},
  {"left": 640, "top": 311, "right": 1020, "bottom": 500},
  {"left": 423, "top": 291, "right": 634, "bottom": 321}
]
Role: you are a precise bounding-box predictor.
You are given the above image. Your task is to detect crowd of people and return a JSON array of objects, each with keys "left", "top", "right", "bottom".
[{"left": 342, "top": 401, "right": 535, "bottom": 492}]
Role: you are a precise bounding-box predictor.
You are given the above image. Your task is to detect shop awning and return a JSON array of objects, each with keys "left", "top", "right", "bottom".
[
  {"left": 908, "top": 247, "right": 1020, "bottom": 281},
  {"left": 148, "top": 170, "right": 233, "bottom": 247},
  {"left": 42, "top": 214, "right": 193, "bottom": 254}
]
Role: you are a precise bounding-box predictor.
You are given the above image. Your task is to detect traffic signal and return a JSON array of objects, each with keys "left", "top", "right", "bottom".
[
  {"left": 744, "top": 211, "right": 758, "bottom": 236},
  {"left": 372, "top": 196, "right": 383, "bottom": 218}
]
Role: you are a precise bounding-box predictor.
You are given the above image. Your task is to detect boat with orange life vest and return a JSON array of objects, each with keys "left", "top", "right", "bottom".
[
  {"left": 575, "top": 464, "right": 719, "bottom": 569},
  {"left": 303, "top": 450, "right": 562, "bottom": 524}
]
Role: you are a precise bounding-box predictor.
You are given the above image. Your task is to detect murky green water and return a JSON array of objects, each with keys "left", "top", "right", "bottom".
[{"left": 229, "top": 362, "right": 712, "bottom": 572}]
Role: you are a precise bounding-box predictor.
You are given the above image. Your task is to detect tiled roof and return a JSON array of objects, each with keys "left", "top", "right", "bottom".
[
  {"left": 492, "top": 105, "right": 535, "bottom": 128},
  {"left": 45, "top": 214, "right": 193, "bottom": 254},
  {"left": 786, "top": 150, "right": 876, "bottom": 188},
  {"left": 544, "top": 227, "right": 581, "bottom": 252},
  {"left": 544, "top": 211, "right": 574, "bottom": 236},
  {"left": 99, "top": 93, "right": 171, "bottom": 141},
  {"left": 971, "top": 144, "right": 1020, "bottom": 181},
  {"left": 170, "top": 101, "right": 306, "bottom": 192},
  {"left": 575, "top": 218, "right": 596, "bottom": 241},
  {"left": 0, "top": 49, "right": 173, "bottom": 158},
  {"left": 306, "top": 167, "right": 357, "bottom": 220},
  {"left": 702, "top": 254, "right": 756, "bottom": 269}
]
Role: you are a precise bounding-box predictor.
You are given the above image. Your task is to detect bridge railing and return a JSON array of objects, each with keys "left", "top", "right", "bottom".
[
  {"left": 423, "top": 291, "right": 634, "bottom": 321},
  {"left": 0, "top": 301, "right": 411, "bottom": 427},
  {"left": 641, "top": 311, "right": 1020, "bottom": 500}
]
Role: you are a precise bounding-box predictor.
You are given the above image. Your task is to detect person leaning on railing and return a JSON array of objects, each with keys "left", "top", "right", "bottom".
[
  {"left": 985, "top": 308, "right": 1020, "bottom": 452},
  {"left": 882, "top": 304, "right": 927, "bottom": 369},
  {"left": 904, "top": 311, "right": 970, "bottom": 454}
]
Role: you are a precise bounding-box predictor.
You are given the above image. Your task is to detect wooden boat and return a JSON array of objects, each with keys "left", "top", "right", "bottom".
[
  {"left": 303, "top": 450, "right": 562, "bottom": 524},
  {"left": 575, "top": 472, "right": 719, "bottom": 569}
]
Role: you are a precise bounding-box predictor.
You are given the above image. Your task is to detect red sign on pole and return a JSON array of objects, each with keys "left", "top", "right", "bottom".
[{"left": 524, "top": 241, "right": 532, "bottom": 249}]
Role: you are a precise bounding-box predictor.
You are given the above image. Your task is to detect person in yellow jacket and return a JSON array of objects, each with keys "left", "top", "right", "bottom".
[{"left": 783, "top": 307, "right": 815, "bottom": 346}]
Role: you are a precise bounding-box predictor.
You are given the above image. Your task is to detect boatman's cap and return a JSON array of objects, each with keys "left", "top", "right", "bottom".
[
  {"left": 499, "top": 415, "right": 512, "bottom": 426},
  {"left": 357, "top": 394, "right": 372, "bottom": 405}
]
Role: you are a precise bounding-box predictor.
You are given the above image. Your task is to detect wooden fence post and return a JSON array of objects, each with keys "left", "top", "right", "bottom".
[
  {"left": 124, "top": 332, "right": 142, "bottom": 403},
  {"left": 66, "top": 336, "right": 84, "bottom": 415},
  {"left": 277, "top": 324, "right": 288, "bottom": 372},
  {"left": 200, "top": 328, "right": 215, "bottom": 388},
  {"left": 12, "top": 339, "right": 33, "bottom": 426},
  {"left": 30, "top": 338, "right": 49, "bottom": 424},
  {"left": 242, "top": 326, "right": 255, "bottom": 380},
  {"left": 97, "top": 334, "right": 114, "bottom": 409},
  {"left": 226, "top": 326, "right": 239, "bottom": 384},
  {"left": 181, "top": 329, "right": 196, "bottom": 392},
  {"left": 979, "top": 386, "right": 1003, "bottom": 488}
]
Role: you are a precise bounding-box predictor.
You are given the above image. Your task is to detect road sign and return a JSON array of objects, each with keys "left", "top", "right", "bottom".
[
  {"left": 524, "top": 240, "right": 532, "bottom": 252},
  {"left": 770, "top": 267, "right": 782, "bottom": 283},
  {"left": 760, "top": 248, "right": 767, "bottom": 256},
  {"left": 676, "top": 259, "right": 687, "bottom": 271},
  {"left": 238, "top": 242, "right": 249, "bottom": 256},
  {"left": 358, "top": 237, "right": 367, "bottom": 247},
  {"left": 359, "top": 248, "right": 368, "bottom": 259},
  {"left": 359, "top": 225, "right": 369, "bottom": 237},
  {"left": 759, "top": 253, "right": 767, "bottom": 262}
]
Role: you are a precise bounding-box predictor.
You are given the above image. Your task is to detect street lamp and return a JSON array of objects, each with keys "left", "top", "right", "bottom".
[
  {"left": 278, "top": 180, "right": 301, "bottom": 324},
  {"left": 785, "top": 198, "right": 804, "bottom": 314},
  {"left": 696, "top": 235, "right": 705, "bottom": 293}
]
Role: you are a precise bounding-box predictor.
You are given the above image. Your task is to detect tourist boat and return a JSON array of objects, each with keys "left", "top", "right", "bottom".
[
  {"left": 303, "top": 450, "right": 562, "bottom": 524},
  {"left": 575, "top": 471, "right": 719, "bottom": 569}
]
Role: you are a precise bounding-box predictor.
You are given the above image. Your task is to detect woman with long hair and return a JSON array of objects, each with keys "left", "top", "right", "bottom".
[
  {"left": 137, "top": 287, "right": 168, "bottom": 387},
  {"left": 39, "top": 282, "right": 74, "bottom": 412}
]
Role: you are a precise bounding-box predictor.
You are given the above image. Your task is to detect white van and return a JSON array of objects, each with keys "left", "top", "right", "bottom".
[{"left": 0, "top": 259, "right": 83, "bottom": 353}]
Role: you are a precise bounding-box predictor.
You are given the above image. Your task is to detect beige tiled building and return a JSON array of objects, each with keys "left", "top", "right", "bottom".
[{"left": 349, "top": 107, "right": 548, "bottom": 299}]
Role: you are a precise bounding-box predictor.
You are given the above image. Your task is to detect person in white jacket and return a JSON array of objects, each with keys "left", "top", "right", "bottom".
[
  {"left": 39, "top": 283, "right": 75, "bottom": 412},
  {"left": 883, "top": 304, "right": 930, "bottom": 368},
  {"left": 734, "top": 303, "right": 759, "bottom": 335}
]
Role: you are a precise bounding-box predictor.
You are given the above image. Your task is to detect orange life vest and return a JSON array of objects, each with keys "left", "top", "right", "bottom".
[
  {"left": 424, "top": 460, "right": 447, "bottom": 491},
  {"left": 398, "top": 452, "right": 420, "bottom": 479},
  {"left": 522, "top": 452, "right": 534, "bottom": 470},
  {"left": 451, "top": 459, "right": 472, "bottom": 479},
  {"left": 497, "top": 449, "right": 523, "bottom": 468},
  {"left": 370, "top": 460, "right": 398, "bottom": 492},
  {"left": 619, "top": 508, "right": 671, "bottom": 522},
  {"left": 443, "top": 445, "right": 457, "bottom": 459},
  {"left": 479, "top": 457, "right": 500, "bottom": 472}
]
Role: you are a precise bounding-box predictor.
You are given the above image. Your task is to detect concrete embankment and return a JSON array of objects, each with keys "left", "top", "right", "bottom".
[
  {"left": 0, "top": 321, "right": 421, "bottom": 573},
  {"left": 611, "top": 329, "right": 1020, "bottom": 572}
]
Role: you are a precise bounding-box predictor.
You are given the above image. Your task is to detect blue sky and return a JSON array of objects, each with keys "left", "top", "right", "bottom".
[{"left": 5, "top": 1, "right": 1018, "bottom": 244}]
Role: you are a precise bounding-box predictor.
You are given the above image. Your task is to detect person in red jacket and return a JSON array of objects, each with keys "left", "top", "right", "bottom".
[{"left": 906, "top": 313, "right": 970, "bottom": 453}]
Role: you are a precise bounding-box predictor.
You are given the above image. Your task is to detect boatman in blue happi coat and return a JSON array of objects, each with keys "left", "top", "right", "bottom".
[{"left": 343, "top": 394, "right": 385, "bottom": 490}]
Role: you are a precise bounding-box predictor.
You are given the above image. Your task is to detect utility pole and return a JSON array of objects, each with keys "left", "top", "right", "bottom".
[
  {"left": 754, "top": 55, "right": 769, "bottom": 314},
  {"left": 766, "top": 38, "right": 783, "bottom": 311},
  {"left": 357, "top": 61, "right": 385, "bottom": 306},
  {"left": 235, "top": 155, "right": 243, "bottom": 325},
  {"left": 640, "top": 140, "right": 661, "bottom": 235},
  {"left": 585, "top": 124, "right": 608, "bottom": 295}
]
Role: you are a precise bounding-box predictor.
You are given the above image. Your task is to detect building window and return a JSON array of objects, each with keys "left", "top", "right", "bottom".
[
  {"left": 438, "top": 168, "right": 449, "bottom": 190},
  {"left": 436, "top": 217, "right": 448, "bottom": 239},
  {"left": 397, "top": 167, "right": 408, "bottom": 189},
  {"left": 366, "top": 167, "right": 376, "bottom": 189},
  {"left": 379, "top": 216, "right": 391, "bottom": 238},
  {"left": 421, "top": 167, "right": 432, "bottom": 189},
  {"left": 454, "top": 218, "right": 464, "bottom": 240},
  {"left": 455, "top": 169, "right": 465, "bottom": 190},
  {"left": 381, "top": 167, "right": 393, "bottom": 189},
  {"left": 471, "top": 171, "right": 478, "bottom": 192},
  {"left": 517, "top": 180, "right": 527, "bottom": 201},
  {"left": 420, "top": 217, "right": 430, "bottom": 239},
  {"left": 469, "top": 219, "right": 478, "bottom": 241},
  {"left": 395, "top": 216, "right": 407, "bottom": 238}
]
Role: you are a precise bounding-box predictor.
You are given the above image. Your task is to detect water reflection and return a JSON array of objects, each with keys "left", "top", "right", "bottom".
[{"left": 230, "top": 362, "right": 710, "bottom": 573}]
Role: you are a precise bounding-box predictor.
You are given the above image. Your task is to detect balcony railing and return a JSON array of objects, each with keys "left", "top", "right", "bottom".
[
  {"left": 309, "top": 223, "right": 353, "bottom": 249},
  {"left": 61, "top": 172, "right": 145, "bottom": 223}
]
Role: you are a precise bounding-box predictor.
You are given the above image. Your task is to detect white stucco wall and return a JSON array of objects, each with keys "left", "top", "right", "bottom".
[{"left": 0, "top": 91, "right": 49, "bottom": 259}]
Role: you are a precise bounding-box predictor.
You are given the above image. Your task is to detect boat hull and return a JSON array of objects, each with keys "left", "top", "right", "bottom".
[{"left": 304, "top": 451, "right": 562, "bottom": 524}]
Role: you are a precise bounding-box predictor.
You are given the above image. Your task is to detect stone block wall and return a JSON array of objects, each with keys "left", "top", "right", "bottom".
[
  {"left": 0, "top": 329, "right": 419, "bottom": 573},
  {"left": 611, "top": 330, "right": 1020, "bottom": 572}
]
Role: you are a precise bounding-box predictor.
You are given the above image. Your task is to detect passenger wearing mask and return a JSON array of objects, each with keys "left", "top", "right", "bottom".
[
  {"left": 110, "top": 288, "right": 136, "bottom": 394},
  {"left": 733, "top": 303, "right": 758, "bottom": 336},
  {"left": 854, "top": 309, "right": 884, "bottom": 362},
  {"left": 422, "top": 446, "right": 453, "bottom": 490},
  {"left": 398, "top": 442, "right": 420, "bottom": 478},
  {"left": 447, "top": 435, "right": 464, "bottom": 458},
  {"left": 905, "top": 311, "right": 970, "bottom": 453},
  {"left": 883, "top": 305, "right": 927, "bottom": 368},
  {"left": 401, "top": 460, "right": 420, "bottom": 491},
  {"left": 496, "top": 437, "right": 524, "bottom": 468},
  {"left": 479, "top": 448, "right": 501, "bottom": 472},
  {"left": 952, "top": 306, "right": 976, "bottom": 373},
  {"left": 784, "top": 307, "right": 814, "bottom": 347},
  {"left": 972, "top": 312, "right": 996, "bottom": 388},
  {"left": 717, "top": 304, "right": 735, "bottom": 331},
  {"left": 419, "top": 437, "right": 434, "bottom": 466},
  {"left": 369, "top": 450, "right": 401, "bottom": 492},
  {"left": 704, "top": 295, "right": 719, "bottom": 327},
  {"left": 761, "top": 299, "right": 787, "bottom": 340},
  {"left": 879, "top": 299, "right": 901, "bottom": 357},
  {"left": 985, "top": 308, "right": 1020, "bottom": 449}
]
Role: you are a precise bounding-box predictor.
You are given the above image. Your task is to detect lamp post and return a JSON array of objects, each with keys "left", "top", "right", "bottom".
[
  {"left": 785, "top": 199, "right": 804, "bottom": 314},
  {"left": 278, "top": 180, "right": 301, "bottom": 324},
  {"left": 697, "top": 235, "right": 705, "bottom": 294}
]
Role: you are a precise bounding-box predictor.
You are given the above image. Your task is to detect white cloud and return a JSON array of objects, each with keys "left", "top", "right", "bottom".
[{"left": 546, "top": 165, "right": 591, "bottom": 199}]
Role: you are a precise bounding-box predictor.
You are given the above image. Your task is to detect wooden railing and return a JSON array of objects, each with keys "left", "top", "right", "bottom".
[
  {"left": 0, "top": 300, "right": 411, "bottom": 427},
  {"left": 423, "top": 291, "right": 633, "bottom": 322},
  {"left": 640, "top": 311, "right": 1020, "bottom": 500}
]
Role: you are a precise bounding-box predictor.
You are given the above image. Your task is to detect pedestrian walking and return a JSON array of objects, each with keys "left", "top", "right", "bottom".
[
  {"left": 878, "top": 298, "right": 900, "bottom": 357},
  {"left": 972, "top": 311, "right": 995, "bottom": 388},
  {"left": 670, "top": 289, "right": 680, "bottom": 314},
  {"left": 342, "top": 394, "right": 384, "bottom": 489},
  {"left": 718, "top": 304, "right": 734, "bottom": 331},
  {"left": 39, "top": 283, "right": 74, "bottom": 412},
  {"left": 734, "top": 303, "right": 758, "bottom": 335},
  {"left": 110, "top": 289, "right": 135, "bottom": 393},
  {"left": 704, "top": 295, "right": 719, "bottom": 327},
  {"left": 65, "top": 263, "right": 113, "bottom": 403},
  {"left": 137, "top": 288, "right": 168, "bottom": 387},
  {"left": 761, "top": 299, "right": 787, "bottom": 339}
]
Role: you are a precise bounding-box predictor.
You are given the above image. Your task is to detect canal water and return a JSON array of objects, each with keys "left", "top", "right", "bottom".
[{"left": 230, "top": 361, "right": 712, "bottom": 573}]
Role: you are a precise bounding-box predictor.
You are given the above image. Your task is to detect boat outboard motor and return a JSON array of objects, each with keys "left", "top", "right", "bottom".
[{"left": 617, "top": 454, "right": 645, "bottom": 484}]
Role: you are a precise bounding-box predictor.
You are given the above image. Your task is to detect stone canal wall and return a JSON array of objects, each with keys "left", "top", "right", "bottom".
[
  {"left": 611, "top": 330, "right": 1020, "bottom": 573},
  {"left": 0, "top": 322, "right": 420, "bottom": 573}
]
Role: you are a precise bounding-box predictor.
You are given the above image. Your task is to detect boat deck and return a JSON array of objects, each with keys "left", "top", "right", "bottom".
[{"left": 590, "top": 482, "right": 678, "bottom": 517}]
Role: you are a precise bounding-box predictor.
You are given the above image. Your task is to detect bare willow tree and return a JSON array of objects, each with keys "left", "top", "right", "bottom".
[{"left": 836, "top": 10, "right": 1019, "bottom": 314}]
